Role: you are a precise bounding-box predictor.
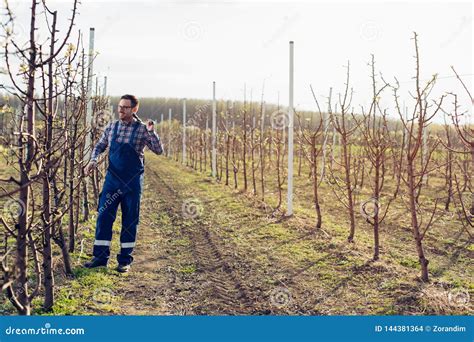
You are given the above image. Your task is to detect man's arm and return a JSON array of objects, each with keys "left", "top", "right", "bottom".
[
  {"left": 144, "top": 124, "right": 164, "bottom": 155},
  {"left": 90, "top": 122, "right": 113, "bottom": 163}
]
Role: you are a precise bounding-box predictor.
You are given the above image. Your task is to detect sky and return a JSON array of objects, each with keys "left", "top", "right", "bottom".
[{"left": 3, "top": 0, "right": 473, "bottom": 122}]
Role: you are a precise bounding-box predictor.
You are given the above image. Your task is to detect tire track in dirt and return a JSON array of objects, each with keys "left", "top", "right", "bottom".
[
  {"left": 112, "top": 175, "right": 176, "bottom": 315},
  {"left": 147, "top": 165, "right": 256, "bottom": 314}
]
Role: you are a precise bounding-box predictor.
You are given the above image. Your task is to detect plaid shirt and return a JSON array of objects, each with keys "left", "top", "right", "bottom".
[{"left": 91, "top": 119, "right": 163, "bottom": 163}]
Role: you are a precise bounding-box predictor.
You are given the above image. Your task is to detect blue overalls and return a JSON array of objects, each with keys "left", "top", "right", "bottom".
[{"left": 93, "top": 120, "right": 144, "bottom": 265}]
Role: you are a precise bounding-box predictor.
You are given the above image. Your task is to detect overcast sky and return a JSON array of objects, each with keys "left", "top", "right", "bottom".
[{"left": 4, "top": 0, "right": 473, "bottom": 121}]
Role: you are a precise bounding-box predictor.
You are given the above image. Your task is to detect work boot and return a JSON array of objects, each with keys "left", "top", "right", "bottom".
[
  {"left": 84, "top": 257, "right": 108, "bottom": 269},
  {"left": 116, "top": 263, "right": 131, "bottom": 273}
]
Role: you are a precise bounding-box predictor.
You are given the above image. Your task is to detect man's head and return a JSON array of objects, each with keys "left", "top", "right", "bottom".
[{"left": 118, "top": 94, "right": 139, "bottom": 122}]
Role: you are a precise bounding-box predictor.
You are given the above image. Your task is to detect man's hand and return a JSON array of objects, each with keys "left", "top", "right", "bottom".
[
  {"left": 146, "top": 119, "right": 155, "bottom": 132},
  {"left": 85, "top": 161, "right": 97, "bottom": 176}
]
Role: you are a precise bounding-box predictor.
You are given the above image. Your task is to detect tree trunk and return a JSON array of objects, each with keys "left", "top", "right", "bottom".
[
  {"left": 311, "top": 137, "right": 322, "bottom": 229},
  {"left": 407, "top": 160, "right": 429, "bottom": 281},
  {"left": 342, "top": 136, "right": 356, "bottom": 242}
]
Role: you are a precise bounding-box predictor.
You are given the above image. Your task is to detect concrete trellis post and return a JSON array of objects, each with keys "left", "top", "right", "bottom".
[
  {"left": 320, "top": 88, "right": 331, "bottom": 181},
  {"left": 168, "top": 108, "right": 172, "bottom": 158},
  {"left": 331, "top": 103, "right": 338, "bottom": 164},
  {"left": 103, "top": 76, "right": 107, "bottom": 97},
  {"left": 160, "top": 113, "right": 164, "bottom": 137},
  {"left": 85, "top": 27, "right": 95, "bottom": 160},
  {"left": 182, "top": 99, "right": 186, "bottom": 164},
  {"left": 13, "top": 105, "right": 22, "bottom": 144},
  {"left": 212, "top": 81, "right": 217, "bottom": 178},
  {"left": 286, "top": 41, "right": 294, "bottom": 216}
]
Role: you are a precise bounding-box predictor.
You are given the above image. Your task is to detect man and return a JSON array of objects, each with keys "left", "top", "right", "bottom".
[{"left": 84, "top": 94, "right": 163, "bottom": 272}]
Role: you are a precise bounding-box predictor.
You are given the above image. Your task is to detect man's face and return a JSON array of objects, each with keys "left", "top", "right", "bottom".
[{"left": 118, "top": 99, "right": 138, "bottom": 121}]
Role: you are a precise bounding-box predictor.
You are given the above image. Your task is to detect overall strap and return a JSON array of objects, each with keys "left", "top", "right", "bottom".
[{"left": 111, "top": 120, "right": 120, "bottom": 143}]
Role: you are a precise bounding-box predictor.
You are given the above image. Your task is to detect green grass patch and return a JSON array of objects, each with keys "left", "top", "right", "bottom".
[
  {"left": 399, "top": 257, "right": 419, "bottom": 269},
  {"left": 49, "top": 267, "right": 120, "bottom": 315}
]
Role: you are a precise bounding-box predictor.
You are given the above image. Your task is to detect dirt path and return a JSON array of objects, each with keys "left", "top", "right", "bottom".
[{"left": 113, "top": 162, "right": 259, "bottom": 315}]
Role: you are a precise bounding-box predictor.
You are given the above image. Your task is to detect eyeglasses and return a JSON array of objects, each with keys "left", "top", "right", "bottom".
[{"left": 118, "top": 105, "right": 132, "bottom": 110}]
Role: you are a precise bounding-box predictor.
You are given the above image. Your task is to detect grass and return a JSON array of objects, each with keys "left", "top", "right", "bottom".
[
  {"left": 148, "top": 153, "right": 472, "bottom": 315},
  {"left": 0, "top": 148, "right": 471, "bottom": 315},
  {"left": 178, "top": 265, "right": 197, "bottom": 274},
  {"left": 48, "top": 267, "right": 120, "bottom": 315}
]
